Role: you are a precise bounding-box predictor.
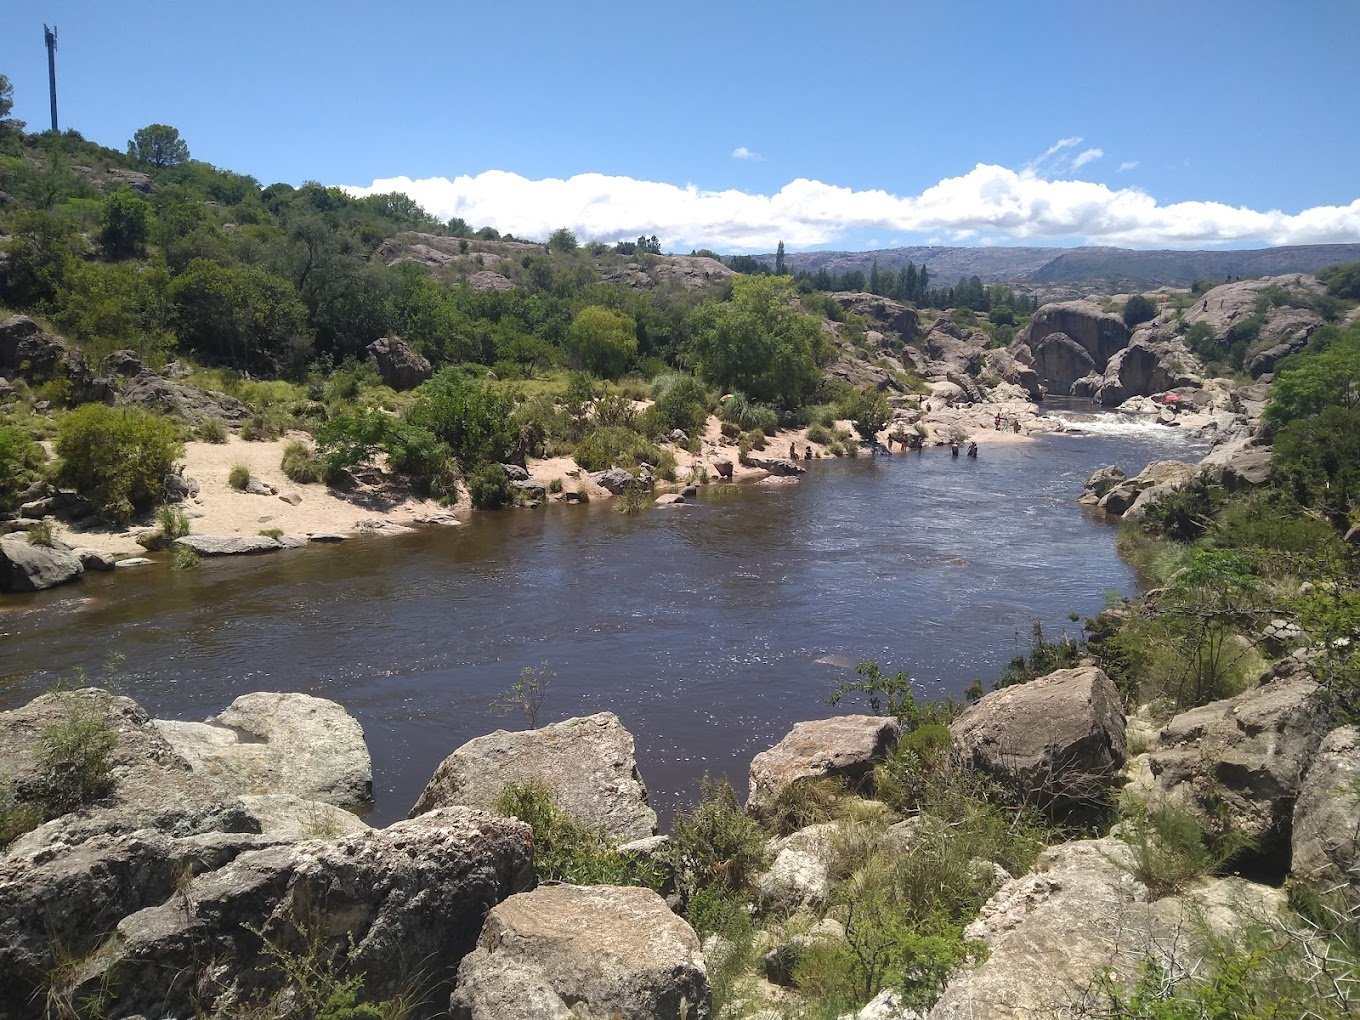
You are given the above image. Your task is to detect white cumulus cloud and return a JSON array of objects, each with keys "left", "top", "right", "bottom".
[
  {"left": 731, "top": 146, "right": 762, "bottom": 161},
  {"left": 339, "top": 164, "right": 1360, "bottom": 251}
]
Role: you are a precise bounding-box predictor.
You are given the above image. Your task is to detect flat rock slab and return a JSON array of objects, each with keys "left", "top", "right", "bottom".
[
  {"left": 155, "top": 692, "right": 372, "bottom": 809},
  {"left": 175, "top": 534, "right": 282, "bottom": 556},
  {"left": 747, "top": 715, "right": 900, "bottom": 818},
  {"left": 411, "top": 712, "right": 657, "bottom": 841},
  {"left": 450, "top": 884, "right": 710, "bottom": 1020}
]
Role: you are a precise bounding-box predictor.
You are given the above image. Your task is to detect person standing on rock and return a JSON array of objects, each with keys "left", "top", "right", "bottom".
[{"left": 789, "top": 441, "right": 797, "bottom": 460}]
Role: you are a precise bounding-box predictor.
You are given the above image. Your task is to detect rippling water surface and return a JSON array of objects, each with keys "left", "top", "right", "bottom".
[{"left": 0, "top": 413, "right": 1203, "bottom": 823}]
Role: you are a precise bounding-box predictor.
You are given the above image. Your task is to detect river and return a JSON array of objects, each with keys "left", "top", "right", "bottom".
[{"left": 0, "top": 410, "right": 1204, "bottom": 825}]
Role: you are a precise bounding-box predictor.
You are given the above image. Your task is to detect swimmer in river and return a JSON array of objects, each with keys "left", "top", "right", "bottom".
[
  {"left": 967, "top": 440, "right": 978, "bottom": 458},
  {"left": 950, "top": 440, "right": 959, "bottom": 458}
]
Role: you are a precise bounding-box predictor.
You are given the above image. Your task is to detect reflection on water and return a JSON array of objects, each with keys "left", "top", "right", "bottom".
[{"left": 0, "top": 420, "right": 1204, "bottom": 824}]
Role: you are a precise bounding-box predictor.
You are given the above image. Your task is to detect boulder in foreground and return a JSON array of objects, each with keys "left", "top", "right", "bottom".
[
  {"left": 747, "top": 715, "right": 900, "bottom": 817},
  {"left": 410, "top": 711, "right": 658, "bottom": 841},
  {"left": 450, "top": 883, "right": 710, "bottom": 1020}
]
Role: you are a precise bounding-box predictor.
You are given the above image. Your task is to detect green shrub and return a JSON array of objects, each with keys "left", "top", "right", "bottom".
[
  {"left": 468, "top": 463, "right": 514, "bottom": 510},
  {"left": 383, "top": 420, "right": 455, "bottom": 495},
  {"left": 258, "top": 527, "right": 284, "bottom": 539},
  {"left": 573, "top": 426, "right": 660, "bottom": 472},
  {"left": 654, "top": 448, "right": 677, "bottom": 482},
  {"left": 407, "top": 368, "right": 517, "bottom": 469},
  {"left": 768, "top": 776, "right": 847, "bottom": 836},
  {"left": 155, "top": 504, "right": 191, "bottom": 539},
  {"left": 228, "top": 463, "right": 251, "bottom": 490},
  {"left": 36, "top": 690, "right": 119, "bottom": 816},
  {"left": 716, "top": 391, "right": 778, "bottom": 434},
  {"left": 548, "top": 477, "right": 563, "bottom": 494},
  {"left": 492, "top": 781, "right": 665, "bottom": 888},
  {"left": 172, "top": 544, "right": 201, "bottom": 571},
  {"left": 55, "top": 405, "right": 183, "bottom": 524},
  {"left": 25, "top": 521, "right": 54, "bottom": 547},
  {"left": 670, "top": 778, "right": 769, "bottom": 898},
  {"left": 281, "top": 440, "right": 325, "bottom": 484},
  {"left": 649, "top": 374, "right": 713, "bottom": 435},
  {"left": 614, "top": 480, "right": 649, "bottom": 515},
  {"left": 994, "top": 621, "right": 1081, "bottom": 690},
  {"left": 1122, "top": 294, "right": 1158, "bottom": 328},
  {"left": 1117, "top": 796, "right": 1255, "bottom": 898},
  {"left": 0, "top": 425, "right": 44, "bottom": 511},
  {"left": 315, "top": 407, "right": 390, "bottom": 478},
  {"left": 807, "top": 423, "right": 832, "bottom": 445},
  {"left": 1319, "top": 261, "right": 1360, "bottom": 301},
  {"left": 197, "top": 417, "right": 228, "bottom": 443},
  {"left": 842, "top": 386, "right": 891, "bottom": 442},
  {"left": 1137, "top": 474, "right": 1227, "bottom": 542}
]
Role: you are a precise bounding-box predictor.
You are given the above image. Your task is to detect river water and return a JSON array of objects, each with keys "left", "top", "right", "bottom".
[{"left": 0, "top": 411, "right": 1203, "bottom": 824}]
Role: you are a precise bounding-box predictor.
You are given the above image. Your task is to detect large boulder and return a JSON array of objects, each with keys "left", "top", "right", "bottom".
[
  {"left": 174, "top": 534, "right": 285, "bottom": 556},
  {"left": 72, "top": 809, "right": 533, "bottom": 1020},
  {"left": 591, "top": 467, "right": 638, "bottom": 494},
  {"left": 1098, "top": 460, "right": 1198, "bottom": 518},
  {"left": 1026, "top": 331, "right": 1096, "bottom": 393},
  {"left": 410, "top": 712, "right": 657, "bottom": 841},
  {"left": 449, "top": 884, "right": 710, "bottom": 1020},
  {"left": 0, "top": 532, "right": 83, "bottom": 593},
  {"left": 1143, "top": 672, "right": 1327, "bottom": 866},
  {"left": 747, "top": 716, "right": 900, "bottom": 818},
  {"left": 154, "top": 692, "right": 373, "bottom": 810},
  {"left": 744, "top": 454, "right": 807, "bottom": 476},
  {"left": 1291, "top": 726, "right": 1360, "bottom": 895},
  {"left": 949, "top": 667, "right": 1126, "bottom": 816},
  {"left": 120, "top": 369, "right": 251, "bottom": 425},
  {"left": 831, "top": 293, "right": 919, "bottom": 340},
  {"left": 1013, "top": 301, "right": 1130, "bottom": 389},
  {"left": 1098, "top": 342, "right": 1181, "bottom": 406},
  {"left": 366, "top": 335, "right": 432, "bottom": 391}
]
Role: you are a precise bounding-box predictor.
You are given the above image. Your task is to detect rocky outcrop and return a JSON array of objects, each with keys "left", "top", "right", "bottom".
[
  {"left": 744, "top": 454, "right": 807, "bottom": 476},
  {"left": 831, "top": 292, "right": 920, "bottom": 340},
  {"left": 591, "top": 467, "right": 639, "bottom": 494},
  {"left": 949, "top": 667, "right": 1126, "bottom": 815},
  {"left": 0, "top": 314, "right": 115, "bottom": 404},
  {"left": 410, "top": 712, "right": 658, "bottom": 841},
  {"left": 1143, "top": 672, "right": 1327, "bottom": 865},
  {"left": 1291, "top": 726, "right": 1360, "bottom": 895},
  {"left": 366, "top": 335, "right": 432, "bottom": 391},
  {"left": 450, "top": 883, "right": 710, "bottom": 1020},
  {"left": 757, "top": 822, "right": 838, "bottom": 913},
  {"left": 120, "top": 369, "right": 251, "bottom": 425},
  {"left": 1078, "top": 465, "right": 1127, "bottom": 506},
  {"left": 68, "top": 809, "right": 532, "bottom": 1020},
  {"left": 747, "top": 716, "right": 900, "bottom": 818},
  {"left": 1015, "top": 301, "right": 1128, "bottom": 373},
  {"left": 982, "top": 347, "right": 1042, "bottom": 399},
  {"left": 469, "top": 270, "right": 515, "bottom": 291},
  {"left": 155, "top": 692, "right": 373, "bottom": 810},
  {"left": 1098, "top": 341, "right": 1183, "bottom": 407},
  {"left": 1026, "top": 330, "right": 1096, "bottom": 393},
  {"left": 1097, "top": 460, "right": 1198, "bottom": 518},
  {"left": 0, "top": 532, "right": 84, "bottom": 592}
]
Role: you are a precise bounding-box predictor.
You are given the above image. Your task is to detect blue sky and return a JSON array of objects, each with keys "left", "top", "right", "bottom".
[{"left": 3, "top": 0, "right": 1358, "bottom": 252}]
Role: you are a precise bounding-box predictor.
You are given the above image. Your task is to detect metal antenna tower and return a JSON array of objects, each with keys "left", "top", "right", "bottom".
[{"left": 44, "top": 24, "right": 58, "bottom": 133}]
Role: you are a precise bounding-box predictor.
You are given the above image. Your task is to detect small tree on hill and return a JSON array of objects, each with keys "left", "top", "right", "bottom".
[
  {"left": 547, "top": 227, "right": 578, "bottom": 252},
  {"left": 1123, "top": 294, "right": 1158, "bottom": 328},
  {"left": 127, "top": 124, "right": 190, "bottom": 168}
]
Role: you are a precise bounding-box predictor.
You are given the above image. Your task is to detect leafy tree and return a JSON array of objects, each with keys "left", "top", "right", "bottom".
[
  {"left": 1318, "top": 262, "right": 1360, "bottom": 301},
  {"left": 688, "top": 275, "right": 827, "bottom": 406},
  {"left": 567, "top": 305, "right": 636, "bottom": 378},
  {"left": 1274, "top": 406, "right": 1360, "bottom": 528},
  {"left": 0, "top": 426, "right": 44, "bottom": 510},
  {"left": 407, "top": 368, "right": 517, "bottom": 468},
  {"left": 127, "top": 124, "right": 190, "bottom": 168},
  {"left": 55, "top": 405, "right": 183, "bottom": 523},
  {"left": 648, "top": 374, "right": 712, "bottom": 435},
  {"left": 1123, "top": 294, "right": 1157, "bottom": 328},
  {"left": 547, "top": 227, "right": 578, "bottom": 252},
  {"left": 845, "top": 386, "right": 891, "bottom": 441},
  {"left": 1264, "top": 325, "right": 1360, "bottom": 424},
  {"left": 99, "top": 188, "right": 153, "bottom": 257},
  {"left": 168, "top": 259, "right": 310, "bottom": 373},
  {"left": 1, "top": 209, "right": 80, "bottom": 307},
  {"left": 53, "top": 259, "right": 175, "bottom": 363},
  {"left": 774, "top": 241, "right": 786, "bottom": 275},
  {"left": 0, "top": 72, "right": 24, "bottom": 142}
]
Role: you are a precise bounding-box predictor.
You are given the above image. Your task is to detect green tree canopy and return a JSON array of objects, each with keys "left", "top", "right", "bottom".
[
  {"left": 687, "top": 275, "right": 827, "bottom": 407},
  {"left": 55, "top": 405, "right": 183, "bottom": 523},
  {"left": 568, "top": 305, "right": 637, "bottom": 378},
  {"left": 99, "top": 188, "right": 153, "bottom": 257},
  {"left": 407, "top": 368, "right": 518, "bottom": 468},
  {"left": 1264, "top": 325, "right": 1360, "bottom": 424},
  {"left": 548, "top": 227, "right": 579, "bottom": 252},
  {"left": 1123, "top": 294, "right": 1158, "bottom": 328},
  {"left": 168, "top": 258, "right": 308, "bottom": 372},
  {"left": 127, "top": 124, "right": 190, "bottom": 168}
]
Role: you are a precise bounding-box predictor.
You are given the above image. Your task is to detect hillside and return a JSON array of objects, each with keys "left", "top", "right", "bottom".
[{"left": 761, "top": 242, "right": 1360, "bottom": 288}]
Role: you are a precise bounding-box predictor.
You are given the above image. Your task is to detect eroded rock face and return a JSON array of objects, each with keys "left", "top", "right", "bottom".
[
  {"left": 1291, "top": 726, "right": 1360, "bottom": 895},
  {"left": 78, "top": 809, "right": 534, "bottom": 1020},
  {"left": 410, "top": 712, "right": 658, "bottom": 841},
  {"left": 366, "top": 335, "right": 432, "bottom": 391},
  {"left": 1015, "top": 302, "right": 1129, "bottom": 374},
  {"left": 1145, "top": 673, "right": 1326, "bottom": 864},
  {"left": 450, "top": 883, "right": 710, "bottom": 1020},
  {"left": 747, "top": 716, "right": 900, "bottom": 818},
  {"left": 831, "top": 293, "right": 919, "bottom": 340},
  {"left": 1098, "top": 459, "right": 1198, "bottom": 518},
  {"left": 120, "top": 369, "right": 251, "bottom": 424},
  {"left": 155, "top": 692, "right": 373, "bottom": 810},
  {"left": 1028, "top": 330, "right": 1096, "bottom": 392},
  {"left": 0, "top": 532, "right": 83, "bottom": 592},
  {"left": 949, "top": 667, "right": 1126, "bottom": 816}
]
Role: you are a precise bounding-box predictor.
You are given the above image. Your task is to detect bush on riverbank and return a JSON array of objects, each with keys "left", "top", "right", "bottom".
[{"left": 54, "top": 404, "right": 183, "bottom": 523}]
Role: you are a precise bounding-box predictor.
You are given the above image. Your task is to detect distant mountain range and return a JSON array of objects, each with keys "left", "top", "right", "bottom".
[{"left": 757, "top": 243, "right": 1360, "bottom": 288}]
